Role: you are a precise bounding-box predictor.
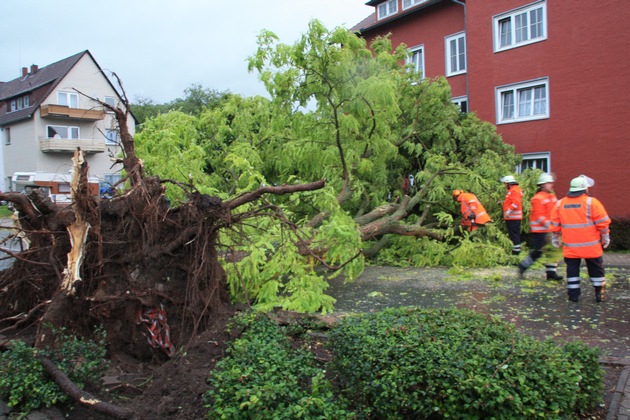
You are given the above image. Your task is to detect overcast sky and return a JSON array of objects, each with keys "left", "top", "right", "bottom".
[{"left": 1, "top": 0, "right": 372, "bottom": 103}]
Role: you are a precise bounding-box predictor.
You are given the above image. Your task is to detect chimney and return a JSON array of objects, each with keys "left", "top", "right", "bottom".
[
  {"left": 30, "top": 64, "right": 38, "bottom": 74},
  {"left": 22, "top": 67, "right": 28, "bottom": 77}
]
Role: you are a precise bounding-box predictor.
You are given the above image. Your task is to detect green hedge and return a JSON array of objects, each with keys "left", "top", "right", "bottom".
[
  {"left": 610, "top": 217, "right": 630, "bottom": 251},
  {"left": 329, "top": 307, "right": 603, "bottom": 418}
]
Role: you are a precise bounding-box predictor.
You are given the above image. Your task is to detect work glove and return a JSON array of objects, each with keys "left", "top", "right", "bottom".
[
  {"left": 468, "top": 212, "right": 476, "bottom": 221},
  {"left": 601, "top": 233, "right": 610, "bottom": 249},
  {"left": 551, "top": 233, "right": 561, "bottom": 248}
]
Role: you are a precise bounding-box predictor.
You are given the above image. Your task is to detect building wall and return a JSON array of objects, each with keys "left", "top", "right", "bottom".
[
  {"left": 360, "top": 0, "right": 630, "bottom": 217},
  {"left": 467, "top": 0, "right": 630, "bottom": 217},
  {"left": 3, "top": 54, "right": 134, "bottom": 191},
  {"left": 363, "top": 2, "right": 467, "bottom": 96}
]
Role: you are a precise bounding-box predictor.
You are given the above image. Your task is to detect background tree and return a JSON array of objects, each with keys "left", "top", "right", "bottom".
[{"left": 135, "top": 20, "right": 521, "bottom": 313}]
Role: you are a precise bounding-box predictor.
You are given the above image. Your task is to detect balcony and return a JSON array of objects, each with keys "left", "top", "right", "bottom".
[
  {"left": 40, "top": 137, "right": 106, "bottom": 153},
  {"left": 40, "top": 104, "right": 105, "bottom": 121}
]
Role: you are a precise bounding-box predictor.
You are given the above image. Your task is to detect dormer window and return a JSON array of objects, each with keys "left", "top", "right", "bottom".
[
  {"left": 58, "top": 91, "right": 79, "bottom": 108},
  {"left": 378, "top": 0, "right": 398, "bottom": 20},
  {"left": 8, "top": 95, "right": 30, "bottom": 113},
  {"left": 403, "top": 0, "right": 429, "bottom": 10}
]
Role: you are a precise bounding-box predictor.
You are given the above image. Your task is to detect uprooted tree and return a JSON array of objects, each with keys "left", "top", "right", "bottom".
[{"left": 0, "top": 21, "right": 524, "bottom": 365}]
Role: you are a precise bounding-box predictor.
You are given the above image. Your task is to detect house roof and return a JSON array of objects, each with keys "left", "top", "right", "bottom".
[
  {"left": 0, "top": 50, "right": 136, "bottom": 127},
  {"left": 351, "top": 0, "right": 451, "bottom": 33},
  {"left": 0, "top": 51, "right": 89, "bottom": 126}
]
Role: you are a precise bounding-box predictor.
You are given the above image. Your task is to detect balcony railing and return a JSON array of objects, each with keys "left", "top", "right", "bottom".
[
  {"left": 40, "top": 104, "right": 105, "bottom": 121},
  {"left": 40, "top": 137, "right": 106, "bottom": 153}
]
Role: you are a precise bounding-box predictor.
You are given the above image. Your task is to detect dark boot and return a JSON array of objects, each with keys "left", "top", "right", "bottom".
[
  {"left": 517, "top": 263, "right": 526, "bottom": 278},
  {"left": 595, "top": 286, "right": 605, "bottom": 303},
  {"left": 568, "top": 289, "right": 580, "bottom": 302},
  {"left": 546, "top": 271, "right": 564, "bottom": 281}
]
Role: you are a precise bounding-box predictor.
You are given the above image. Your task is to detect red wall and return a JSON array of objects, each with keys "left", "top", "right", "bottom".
[{"left": 467, "top": 0, "right": 630, "bottom": 217}]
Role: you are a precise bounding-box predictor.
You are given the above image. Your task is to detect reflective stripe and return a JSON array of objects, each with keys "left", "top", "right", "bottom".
[
  {"left": 590, "top": 277, "right": 606, "bottom": 287},
  {"left": 477, "top": 211, "right": 487, "bottom": 217},
  {"left": 563, "top": 240, "right": 601, "bottom": 248},
  {"left": 561, "top": 222, "right": 594, "bottom": 229},
  {"left": 593, "top": 216, "right": 610, "bottom": 224},
  {"left": 530, "top": 226, "right": 548, "bottom": 231}
]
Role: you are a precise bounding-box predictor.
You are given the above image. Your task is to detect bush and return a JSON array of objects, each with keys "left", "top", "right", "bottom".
[
  {"left": 204, "top": 313, "right": 354, "bottom": 419},
  {"left": 610, "top": 217, "right": 630, "bottom": 251},
  {"left": 328, "top": 307, "right": 603, "bottom": 418},
  {"left": 0, "top": 327, "right": 109, "bottom": 414}
]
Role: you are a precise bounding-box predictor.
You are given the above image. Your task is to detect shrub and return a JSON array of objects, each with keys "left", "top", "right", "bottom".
[
  {"left": 205, "top": 313, "right": 354, "bottom": 419},
  {"left": 0, "top": 327, "right": 109, "bottom": 414},
  {"left": 610, "top": 217, "right": 630, "bottom": 251},
  {"left": 328, "top": 307, "right": 603, "bottom": 418}
]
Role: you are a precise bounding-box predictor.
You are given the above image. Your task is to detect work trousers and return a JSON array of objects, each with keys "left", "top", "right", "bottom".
[
  {"left": 505, "top": 219, "right": 521, "bottom": 254},
  {"left": 564, "top": 256, "right": 606, "bottom": 298}
]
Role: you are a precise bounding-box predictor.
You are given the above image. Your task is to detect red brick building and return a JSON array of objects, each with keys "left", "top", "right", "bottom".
[{"left": 352, "top": 0, "right": 630, "bottom": 217}]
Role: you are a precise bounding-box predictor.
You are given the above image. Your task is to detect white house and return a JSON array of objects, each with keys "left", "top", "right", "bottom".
[{"left": 0, "top": 50, "right": 135, "bottom": 193}]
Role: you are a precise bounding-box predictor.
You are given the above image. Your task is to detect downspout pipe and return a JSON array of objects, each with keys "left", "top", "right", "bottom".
[{"left": 451, "top": 0, "right": 469, "bottom": 111}]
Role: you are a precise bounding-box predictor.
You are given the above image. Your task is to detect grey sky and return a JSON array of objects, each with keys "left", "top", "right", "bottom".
[{"left": 1, "top": 0, "right": 372, "bottom": 103}]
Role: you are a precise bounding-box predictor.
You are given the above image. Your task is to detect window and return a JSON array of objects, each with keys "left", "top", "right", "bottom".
[
  {"left": 104, "top": 96, "right": 116, "bottom": 107},
  {"left": 3, "top": 127, "right": 10, "bottom": 146},
  {"left": 58, "top": 91, "right": 79, "bottom": 108},
  {"left": 494, "top": 1, "right": 546, "bottom": 52},
  {"left": 403, "top": 0, "right": 429, "bottom": 9},
  {"left": 496, "top": 78, "right": 548, "bottom": 124},
  {"left": 378, "top": 0, "right": 397, "bottom": 19},
  {"left": 445, "top": 32, "right": 466, "bottom": 76},
  {"left": 8, "top": 95, "right": 30, "bottom": 113},
  {"left": 517, "top": 152, "right": 549, "bottom": 173},
  {"left": 47, "top": 125, "right": 80, "bottom": 139},
  {"left": 105, "top": 129, "right": 118, "bottom": 145},
  {"left": 406, "top": 46, "right": 424, "bottom": 78},
  {"left": 451, "top": 96, "right": 468, "bottom": 113}
]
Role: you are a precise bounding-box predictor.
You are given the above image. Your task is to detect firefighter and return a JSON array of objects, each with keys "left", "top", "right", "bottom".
[
  {"left": 500, "top": 175, "right": 523, "bottom": 255},
  {"left": 517, "top": 173, "right": 563, "bottom": 280},
  {"left": 452, "top": 190, "right": 491, "bottom": 232},
  {"left": 550, "top": 175, "right": 611, "bottom": 302}
]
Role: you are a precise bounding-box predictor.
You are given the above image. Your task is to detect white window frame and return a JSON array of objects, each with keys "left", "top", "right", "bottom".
[
  {"left": 493, "top": 1, "right": 547, "bottom": 52},
  {"left": 104, "top": 96, "right": 116, "bottom": 108},
  {"left": 47, "top": 125, "right": 80, "bottom": 140},
  {"left": 3, "top": 127, "right": 10, "bottom": 146},
  {"left": 517, "top": 152, "right": 550, "bottom": 174},
  {"left": 10, "top": 100, "right": 17, "bottom": 112},
  {"left": 377, "top": 0, "right": 398, "bottom": 20},
  {"left": 496, "top": 78, "right": 549, "bottom": 124},
  {"left": 451, "top": 96, "right": 468, "bottom": 113},
  {"left": 403, "top": 0, "right": 429, "bottom": 10},
  {"left": 105, "top": 129, "right": 119, "bottom": 145},
  {"left": 57, "top": 91, "right": 79, "bottom": 108},
  {"left": 445, "top": 32, "right": 466, "bottom": 76},
  {"left": 406, "top": 45, "right": 425, "bottom": 79}
]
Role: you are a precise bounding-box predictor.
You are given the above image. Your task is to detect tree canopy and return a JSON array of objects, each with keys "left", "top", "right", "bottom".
[{"left": 134, "top": 20, "right": 523, "bottom": 313}]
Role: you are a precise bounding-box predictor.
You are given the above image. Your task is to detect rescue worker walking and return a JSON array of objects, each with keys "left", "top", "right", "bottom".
[
  {"left": 501, "top": 175, "right": 523, "bottom": 255},
  {"left": 517, "top": 173, "right": 563, "bottom": 280},
  {"left": 452, "top": 190, "right": 491, "bottom": 232},
  {"left": 550, "top": 175, "right": 611, "bottom": 302}
]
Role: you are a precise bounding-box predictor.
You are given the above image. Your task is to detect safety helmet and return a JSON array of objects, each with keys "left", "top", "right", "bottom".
[
  {"left": 452, "top": 189, "right": 463, "bottom": 198},
  {"left": 500, "top": 175, "right": 517, "bottom": 184},
  {"left": 569, "top": 175, "right": 595, "bottom": 192},
  {"left": 537, "top": 173, "right": 555, "bottom": 185}
]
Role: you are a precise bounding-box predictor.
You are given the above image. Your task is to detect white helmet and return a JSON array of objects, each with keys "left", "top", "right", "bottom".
[
  {"left": 537, "top": 173, "right": 554, "bottom": 185},
  {"left": 569, "top": 175, "right": 595, "bottom": 192},
  {"left": 500, "top": 175, "right": 517, "bottom": 184}
]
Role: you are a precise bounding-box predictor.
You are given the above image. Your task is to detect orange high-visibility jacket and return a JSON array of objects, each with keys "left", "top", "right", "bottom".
[
  {"left": 550, "top": 194, "right": 611, "bottom": 258},
  {"left": 503, "top": 185, "right": 523, "bottom": 220},
  {"left": 529, "top": 190, "right": 558, "bottom": 233},
  {"left": 458, "top": 192, "right": 491, "bottom": 228}
]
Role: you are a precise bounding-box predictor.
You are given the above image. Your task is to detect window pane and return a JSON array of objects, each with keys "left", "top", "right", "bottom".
[
  {"left": 515, "top": 12, "right": 528, "bottom": 43},
  {"left": 70, "top": 127, "right": 79, "bottom": 139},
  {"left": 502, "top": 92, "right": 514, "bottom": 119},
  {"left": 532, "top": 86, "right": 546, "bottom": 115},
  {"left": 499, "top": 19, "right": 512, "bottom": 47},
  {"left": 449, "top": 39, "right": 458, "bottom": 72},
  {"left": 530, "top": 8, "right": 543, "bottom": 38},
  {"left": 48, "top": 126, "right": 67, "bottom": 138},
  {"left": 457, "top": 36, "right": 466, "bottom": 71},
  {"left": 58, "top": 93, "right": 68, "bottom": 106},
  {"left": 518, "top": 88, "right": 533, "bottom": 117},
  {"left": 69, "top": 94, "right": 78, "bottom": 108}
]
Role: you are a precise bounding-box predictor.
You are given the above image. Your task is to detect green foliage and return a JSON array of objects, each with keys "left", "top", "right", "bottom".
[
  {"left": 610, "top": 217, "right": 630, "bottom": 251},
  {"left": 205, "top": 313, "right": 354, "bottom": 418},
  {"left": 134, "top": 20, "right": 526, "bottom": 312},
  {"left": 328, "top": 307, "right": 604, "bottom": 418},
  {"left": 0, "top": 328, "right": 109, "bottom": 414}
]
